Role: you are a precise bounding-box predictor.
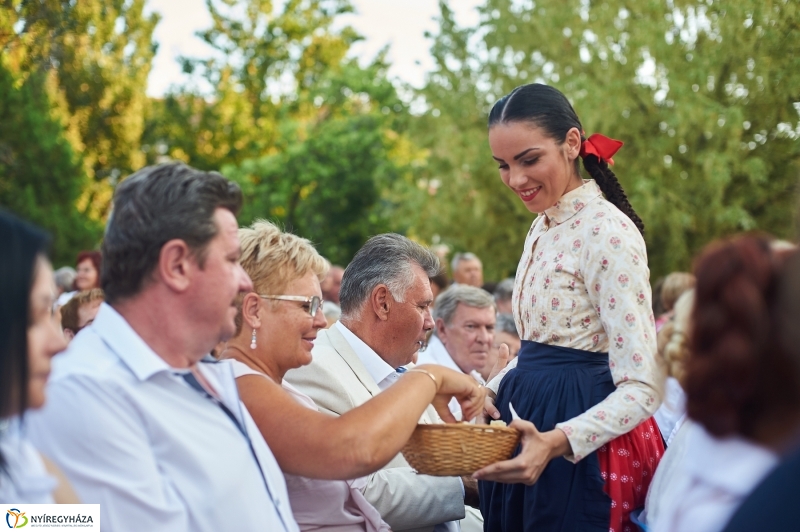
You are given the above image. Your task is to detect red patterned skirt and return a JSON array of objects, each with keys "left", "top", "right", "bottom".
[{"left": 597, "top": 417, "right": 664, "bottom": 532}]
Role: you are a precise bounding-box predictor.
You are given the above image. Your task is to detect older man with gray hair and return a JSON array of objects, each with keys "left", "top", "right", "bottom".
[
  {"left": 418, "top": 285, "right": 496, "bottom": 417},
  {"left": 53, "top": 266, "right": 76, "bottom": 298},
  {"left": 451, "top": 252, "right": 483, "bottom": 287},
  {"left": 285, "top": 234, "right": 483, "bottom": 532}
]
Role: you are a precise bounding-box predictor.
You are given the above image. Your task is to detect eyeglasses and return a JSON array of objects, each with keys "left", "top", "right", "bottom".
[{"left": 259, "top": 295, "right": 323, "bottom": 317}]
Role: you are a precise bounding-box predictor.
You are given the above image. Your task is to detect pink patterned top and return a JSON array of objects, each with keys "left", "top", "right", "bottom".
[{"left": 487, "top": 180, "right": 663, "bottom": 462}]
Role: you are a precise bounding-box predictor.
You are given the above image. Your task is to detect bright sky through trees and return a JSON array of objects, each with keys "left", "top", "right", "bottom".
[{"left": 144, "top": 0, "right": 482, "bottom": 97}]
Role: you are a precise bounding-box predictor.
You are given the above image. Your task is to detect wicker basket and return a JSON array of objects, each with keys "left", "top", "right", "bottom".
[{"left": 401, "top": 423, "right": 521, "bottom": 477}]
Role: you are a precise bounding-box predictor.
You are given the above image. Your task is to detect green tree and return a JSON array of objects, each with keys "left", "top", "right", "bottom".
[
  {"left": 149, "top": 0, "right": 425, "bottom": 263},
  {"left": 142, "top": 0, "right": 359, "bottom": 171},
  {"left": 224, "top": 55, "right": 425, "bottom": 264},
  {"left": 0, "top": 58, "right": 101, "bottom": 265},
  {"left": 415, "top": 0, "right": 800, "bottom": 279},
  {"left": 225, "top": 114, "right": 401, "bottom": 264},
  {"left": 3, "top": 0, "right": 159, "bottom": 222}
]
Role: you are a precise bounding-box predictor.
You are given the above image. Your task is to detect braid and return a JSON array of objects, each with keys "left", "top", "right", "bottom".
[{"left": 582, "top": 155, "right": 645, "bottom": 235}]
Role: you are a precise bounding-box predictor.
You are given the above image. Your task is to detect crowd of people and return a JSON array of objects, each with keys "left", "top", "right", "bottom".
[{"left": 2, "top": 82, "right": 799, "bottom": 532}]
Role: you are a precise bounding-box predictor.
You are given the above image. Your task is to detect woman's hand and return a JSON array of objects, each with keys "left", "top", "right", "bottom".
[
  {"left": 471, "top": 423, "right": 571, "bottom": 485},
  {"left": 416, "top": 364, "right": 487, "bottom": 423}
]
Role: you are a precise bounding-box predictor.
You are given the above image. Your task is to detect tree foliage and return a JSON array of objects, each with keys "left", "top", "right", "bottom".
[
  {"left": 225, "top": 111, "right": 419, "bottom": 265},
  {"left": 3, "top": 0, "right": 159, "bottom": 220},
  {"left": 0, "top": 58, "right": 101, "bottom": 265},
  {"left": 142, "top": 0, "right": 360, "bottom": 171},
  {"left": 414, "top": 0, "right": 800, "bottom": 280},
  {"left": 148, "top": 0, "right": 424, "bottom": 264},
  {"left": 222, "top": 52, "right": 425, "bottom": 265},
  {"left": 2, "top": 0, "right": 799, "bottom": 277},
  {"left": 1, "top": 0, "right": 157, "bottom": 264}
]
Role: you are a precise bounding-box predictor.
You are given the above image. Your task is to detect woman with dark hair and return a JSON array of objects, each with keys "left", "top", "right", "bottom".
[
  {"left": 651, "top": 235, "right": 798, "bottom": 532},
  {"left": 0, "top": 210, "right": 75, "bottom": 502},
  {"left": 474, "top": 84, "right": 664, "bottom": 532}
]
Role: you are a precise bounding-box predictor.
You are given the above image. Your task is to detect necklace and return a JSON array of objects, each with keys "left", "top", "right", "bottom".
[{"left": 222, "top": 343, "right": 281, "bottom": 384}]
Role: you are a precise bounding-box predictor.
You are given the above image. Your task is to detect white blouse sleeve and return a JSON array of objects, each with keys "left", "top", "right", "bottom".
[
  {"left": 485, "top": 357, "right": 518, "bottom": 395},
  {"left": 555, "top": 214, "right": 664, "bottom": 462}
]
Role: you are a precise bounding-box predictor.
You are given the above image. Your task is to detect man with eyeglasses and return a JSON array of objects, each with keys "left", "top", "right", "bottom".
[{"left": 285, "top": 234, "right": 484, "bottom": 532}]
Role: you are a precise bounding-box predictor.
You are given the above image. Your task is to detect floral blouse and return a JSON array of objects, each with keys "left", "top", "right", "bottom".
[{"left": 487, "top": 180, "right": 663, "bottom": 462}]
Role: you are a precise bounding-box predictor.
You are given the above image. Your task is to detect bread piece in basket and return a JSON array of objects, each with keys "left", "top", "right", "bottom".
[{"left": 401, "top": 423, "right": 521, "bottom": 477}]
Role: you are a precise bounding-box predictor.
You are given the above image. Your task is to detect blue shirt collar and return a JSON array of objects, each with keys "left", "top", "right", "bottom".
[{"left": 91, "top": 302, "right": 177, "bottom": 381}]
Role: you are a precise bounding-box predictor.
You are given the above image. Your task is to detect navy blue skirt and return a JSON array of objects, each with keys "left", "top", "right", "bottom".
[{"left": 478, "top": 340, "right": 616, "bottom": 532}]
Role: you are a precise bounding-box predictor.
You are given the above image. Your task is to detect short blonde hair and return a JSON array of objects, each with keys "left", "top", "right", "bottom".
[
  {"left": 657, "top": 289, "right": 694, "bottom": 384},
  {"left": 660, "top": 272, "right": 695, "bottom": 312},
  {"left": 239, "top": 220, "right": 328, "bottom": 294},
  {"left": 235, "top": 220, "right": 328, "bottom": 333}
]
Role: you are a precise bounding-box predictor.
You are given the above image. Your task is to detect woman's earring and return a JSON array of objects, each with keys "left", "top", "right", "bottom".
[{"left": 250, "top": 329, "right": 258, "bottom": 350}]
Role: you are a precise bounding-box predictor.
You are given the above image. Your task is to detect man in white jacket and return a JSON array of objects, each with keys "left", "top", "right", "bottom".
[{"left": 286, "top": 234, "right": 483, "bottom": 532}]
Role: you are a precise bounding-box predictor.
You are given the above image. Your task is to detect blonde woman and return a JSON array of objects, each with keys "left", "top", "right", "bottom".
[
  {"left": 653, "top": 289, "right": 694, "bottom": 444},
  {"left": 221, "top": 220, "right": 484, "bottom": 531},
  {"left": 655, "top": 272, "right": 695, "bottom": 332},
  {"left": 640, "top": 290, "right": 694, "bottom": 526}
]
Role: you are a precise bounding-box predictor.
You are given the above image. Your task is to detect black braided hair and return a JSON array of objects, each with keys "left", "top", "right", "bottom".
[
  {"left": 582, "top": 155, "right": 645, "bottom": 234},
  {"left": 489, "top": 83, "right": 644, "bottom": 235}
]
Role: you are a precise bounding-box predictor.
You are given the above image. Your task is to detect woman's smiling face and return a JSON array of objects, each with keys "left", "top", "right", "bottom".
[{"left": 489, "top": 122, "right": 584, "bottom": 214}]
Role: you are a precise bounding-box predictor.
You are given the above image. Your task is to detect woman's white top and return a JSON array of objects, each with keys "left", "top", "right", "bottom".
[
  {"left": 649, "top": 422, "right": 778, "bottom": 532},
  {"left": 653, "top": 376, "right": 687, "bottom": 445},
  {"left": 0, "top": 417, "right": 56, "bottom": 503},
  {"left": 230, "top": 360, "right": 390, "bottom": 532}
]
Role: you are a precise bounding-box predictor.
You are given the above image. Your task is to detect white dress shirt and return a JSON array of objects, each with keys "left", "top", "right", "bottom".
[
  {"left": 0, "top": 417, "right": 56, "bottom": 503},
  {"left": 27, "top": 303, "right": 299, "bottom": 532},
  {"left": 417, "top": 335, "right": 484, "bottom": 418},
  {"left": 333, "top": 322, "right": 462, "bottom": 532},
  {"left": 649, "top": 422, "right": 778, "bottom": 532}
]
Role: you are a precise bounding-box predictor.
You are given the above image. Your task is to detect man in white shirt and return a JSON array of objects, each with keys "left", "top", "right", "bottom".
[
  {"left": 285, "top": 234, "right": 483, "bottom": 532},
  {"left": 27, "top": 163, "right": 299, "bottom": 532},
  {"left": 418, "top": 285, "right": 496, "bottom": 416}
]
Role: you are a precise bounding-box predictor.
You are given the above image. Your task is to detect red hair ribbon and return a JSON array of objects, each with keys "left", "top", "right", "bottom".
[{"left": 579, "top": 133, "right": 624, "bottom": 165}]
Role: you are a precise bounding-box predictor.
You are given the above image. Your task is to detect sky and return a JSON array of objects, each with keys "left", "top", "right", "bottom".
[{"left": 144, "top": 0, "right": 483, "bottom": 97}]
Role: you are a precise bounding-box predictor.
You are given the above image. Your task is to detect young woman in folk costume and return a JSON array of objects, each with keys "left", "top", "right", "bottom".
[{"left": 473, "top": 83, "right": 664, "bottom": 532}]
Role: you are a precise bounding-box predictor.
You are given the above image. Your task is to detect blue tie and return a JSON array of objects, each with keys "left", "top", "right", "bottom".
[{"left": 396, "top": 366, "right": 407, "bottom": 374}]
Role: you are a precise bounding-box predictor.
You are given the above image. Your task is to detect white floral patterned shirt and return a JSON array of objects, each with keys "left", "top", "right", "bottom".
[{"left": 487, "top": 180, "right": 664, "bottom": 462}]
